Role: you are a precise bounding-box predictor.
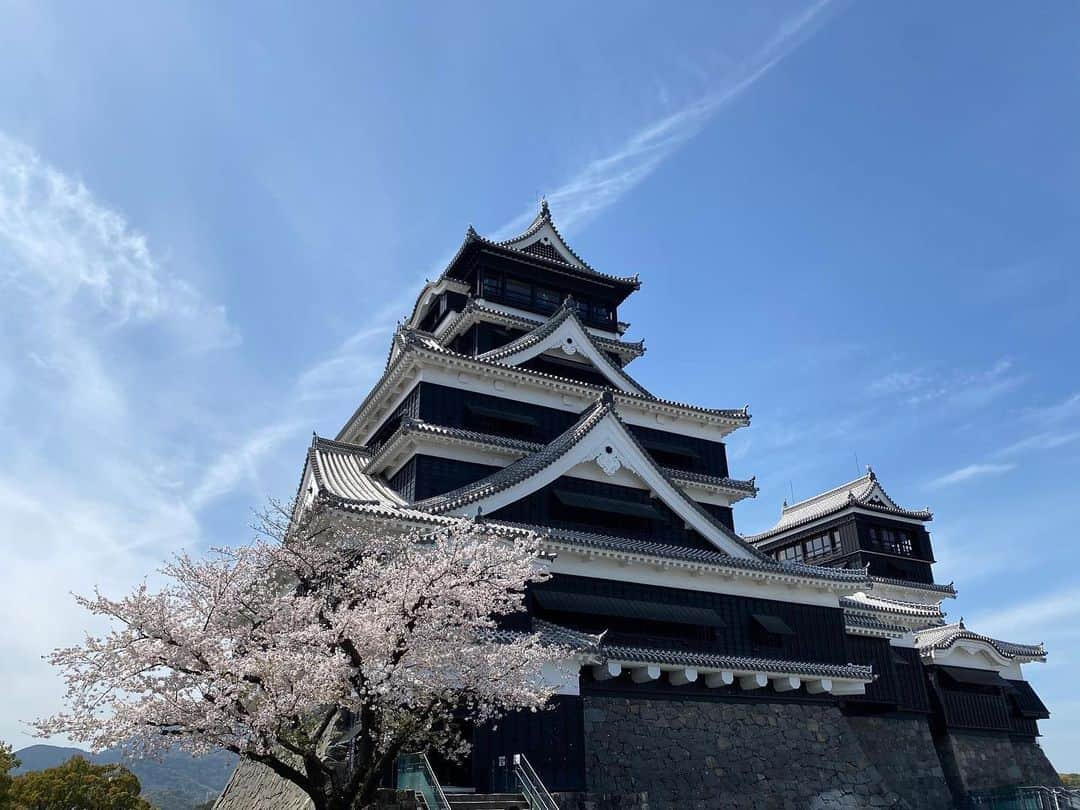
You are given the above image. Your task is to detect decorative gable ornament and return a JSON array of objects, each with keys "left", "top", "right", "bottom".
[{"left": 593, "top": 445, "right": 622, "bottom": 476}]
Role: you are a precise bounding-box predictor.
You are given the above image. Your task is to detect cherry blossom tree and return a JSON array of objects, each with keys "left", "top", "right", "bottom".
[{"left": 36, "top": 504, "right": 567, "bottom": 810}]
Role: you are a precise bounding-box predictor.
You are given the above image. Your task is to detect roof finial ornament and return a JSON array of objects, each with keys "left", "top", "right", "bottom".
[
  {"left": 866, "top": 464, "right": 876, "bottom": 480},
  {"left": 473, "top": 506, "right": 484, "bottom": 524},
  {"left": 959, "top": 617, "right": 965, "bottom": 629},
  {"left": 599, "top": 388, "right": 615, "bottom": 407},
  {"left": 540, "top": 196, "right": 550, "bottom": 218}
]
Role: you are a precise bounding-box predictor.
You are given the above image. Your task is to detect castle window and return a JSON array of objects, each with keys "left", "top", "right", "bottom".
[
  {"left": 504, "top": 277, "right": 533, "bottom": 307},
  {"left": 802, "top": 530, "right": 841, "bottom": 561},
  {"left": 867, "top": 526, "right": 914, "bottom": 556},
  {"left": 751, "top": 613, "right": 794, "bottom": 648},
  {"left": 590, "top": 302, "right": 613, "bottom": 323},
  {"left": 481, "top": 273, "right": 501, "bottom": 299},
  {"left": 777, "top": 544, "right": 804, "bottom": 563},
  {"left": 535, "top": 287, "right": 561, "bottom": 313}
]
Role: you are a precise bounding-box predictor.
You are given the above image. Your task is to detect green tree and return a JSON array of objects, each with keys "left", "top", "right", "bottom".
[
  {"left": 1061, "top": 773, "right": 1080, "bottom": 788},
  {"left": 0, "top": 741, "right": 20, "bottom": 807},
  {"left": 9, "top": 756, "right": 152, "bottom": 810}
]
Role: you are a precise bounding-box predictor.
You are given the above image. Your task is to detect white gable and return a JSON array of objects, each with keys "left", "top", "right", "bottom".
[
  {"left": 481, "top": 312, "right": 648, "bottom": 397},
  {"left": 502, "top": 219, "right": 583, "bottom": 268},
  {"left": 440, "top": 409, "right": 757, "bottom": 559}
]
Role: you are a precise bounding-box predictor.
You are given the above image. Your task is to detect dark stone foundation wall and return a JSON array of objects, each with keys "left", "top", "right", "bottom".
[
  {"left": 933, "top": 731, "right": 1060, "bottom": 798},
  {"left": 846, "top": 716, "right": 952, "bottom": 809},
  {"left": 557, "top": 696, "right": 955, "bottom": 810}
]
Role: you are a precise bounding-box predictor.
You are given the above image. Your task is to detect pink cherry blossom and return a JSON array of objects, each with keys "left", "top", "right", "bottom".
[{"left": 36, "top": 502, "right": 567, "bottom": 810}]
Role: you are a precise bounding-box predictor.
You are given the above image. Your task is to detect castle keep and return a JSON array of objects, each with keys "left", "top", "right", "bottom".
[{"left": 217, "top": 202, "right": 1057, "bottom": 809}]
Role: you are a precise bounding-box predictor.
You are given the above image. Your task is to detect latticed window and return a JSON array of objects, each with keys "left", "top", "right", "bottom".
[
  {"left": 867, "top": 526, "right": 914, "bottom": 556},
  {"left": 776, "top": 544, "right": 804, "bottom": 562},
  {"left": 481, "top": 273, "right": 501, "bottom": 298},
  {"left": 504, "top": 277, "right": 533, "bottom": 307}
]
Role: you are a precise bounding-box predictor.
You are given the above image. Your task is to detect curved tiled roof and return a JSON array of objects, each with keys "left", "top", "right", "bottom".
[
  {"left": 840, "top": 593, "right": 945, "bottom": 622},
  {"left": 463, "top": 227, "right": 640, "bottom": 289},
  {"left": 869, "top": 576, "right": 957, "bottom": 598},
  {"left": 300, "top": 434, "right": 865, "bottom": 587},
  {"left": 308, "top": 436, "right": 404, "bottom": 506},
  {"left": 339, "top": 326, "right": 749, "bottom": 444},
  {"left": 746, "top": 467, "right": 933, "bottom": 543},
  {"left": 412, "top": 393, "right": 764, "bottom": 560},
  {"left": 671, "top": 468, "right": 758, "bottom": 496},
  {"left": 597, "top": 643, "right": 874, "bottom": 682},
  {"left": 490, "top": 521, "right": 872, "bottom": 586},
  {"left": 413, "top": 397, "right": 613, "bottom": 515},
  {"left": 484, "top": 617, "right": 603, "bottom": 654},
  {"left": 369, "top": 417, "right": 758, "bottom": 498},
  {"left": 475, "top": 298, "right": 651, "bottom": 396},
  {"left": 403, "top": 327, "right": 748, "bottom": 419},
  {"left": 844, "top": 613, "right": 910, "bottom": 637},
  {"left": 914, "top": 622, "right": 1046, "bottom": 661},
  {"left": 478, "top": 198, "right": 641, "bottom": 288},
  {"left": 436, "top": 299, "right": 646, "bottom": 363}
]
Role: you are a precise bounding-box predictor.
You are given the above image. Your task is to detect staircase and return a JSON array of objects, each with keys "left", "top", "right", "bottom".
[
  {"left": 396, "top": 751, "right": 555, "bottom": 810},
  {"left": 445, "top": 794, "right": 528, "bottom": 810}
]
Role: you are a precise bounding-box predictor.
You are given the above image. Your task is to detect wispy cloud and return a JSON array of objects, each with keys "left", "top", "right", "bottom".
[
  {"left": 868, "top": 370, "right": 928, "bottom": 396},
  {"left": 1023, "top": 392, "right": 1080, "bottom": 426},
  {"left": 186, "top": 310, "right": 402, "bottom": 512},
  {"left": 927, "top": 462, "right": 1015, "bottom": 488},
  {"left": 0, "top": 133, "right": 237, "bottom": 348},
  {"left": 0, "top": 133, "right": 238, "bottom": 746},
  {"left": 967, "top": 588, "right": 1080, "bottom": 640},
  {"left": 998, "top": 429, "right": 1080, "bottom": 457},
  {"left": 189, "top": 1, "right": 842, "bottom": 512},
  {"left": 187, "top": 420, "right": 305, "bottom": 512},
  {"left": 995, "top": 392, "right": 1080, "bottom": 458},
  {"left": 494, "top": 0, "right": 837, "bottom": 237},
  {"left": 868, "top": 358, "right": 1023, "bottom": 408}
]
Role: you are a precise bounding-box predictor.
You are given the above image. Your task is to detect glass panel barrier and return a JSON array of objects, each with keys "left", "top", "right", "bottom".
[{"left": 395, "top": 752, "right": 450, "bottom": 810}]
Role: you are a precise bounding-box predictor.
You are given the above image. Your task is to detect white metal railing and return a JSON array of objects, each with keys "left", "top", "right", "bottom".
[
  {"left": 512, "top": 753, "right": 559, "bottom": 810},
  {"left": 962, "top": 786, "right": 1080, "bottom": 810}
]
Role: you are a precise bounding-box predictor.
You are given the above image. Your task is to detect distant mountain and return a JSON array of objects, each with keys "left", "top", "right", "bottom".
[{"left": 14, "top": 743, "right": 238, "bottom": 810}]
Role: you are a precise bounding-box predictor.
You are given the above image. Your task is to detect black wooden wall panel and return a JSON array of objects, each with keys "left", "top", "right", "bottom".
[
  {"left": 451, "top": 323, "right": 529, "bottom": 356},
  {"left": 471, "top": 696, "right": 586, "bottom": 792},
  {"left": 387, "top": 458, "right": 417, "bottom": 501},
  {"left": 490, "top": 476, "right": 715, "bottom": 550},
  {"left": 411, "top": 455, "right": 501, "bottom": 502},
  {"left": 892, "top": 645, "right": 931, "bottom": 713},
  {"left": 844, "top": 635, "right": 902, "bottom": 708},
  {"left": 698, "top": 502, "right": 735, "bottom": 532},
  {"left": 533, "top": 574, "right": 851, "bottom": 666},
  {"left": 367, "top": 386, "right": 421, "bottom": 453},
  {"left": 927, "top": 668, "right": 1015, "bottom": 733},
  {"left": 411, "top": 382, "right": 731, "bottom": 477},
  {"left": 520, "top": 355, "right": 614, "bottom": 388}
]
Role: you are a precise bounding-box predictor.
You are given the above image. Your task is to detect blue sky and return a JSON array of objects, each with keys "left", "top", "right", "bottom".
[{"left": 1, "top": 0, "right": 1078, "bottom": 769}]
